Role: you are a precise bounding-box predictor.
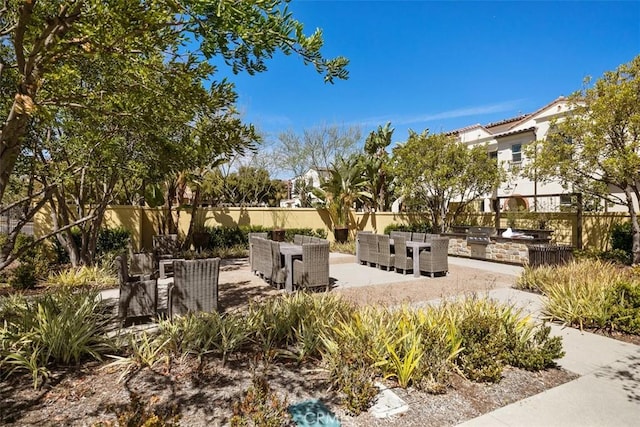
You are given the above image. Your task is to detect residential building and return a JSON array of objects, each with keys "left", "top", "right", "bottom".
[
  {"left": 450, "top": 96, "right": 627, "bottom": 213},
  {"left": 279, "top": 166, "right": 330, "bottom": 208}
]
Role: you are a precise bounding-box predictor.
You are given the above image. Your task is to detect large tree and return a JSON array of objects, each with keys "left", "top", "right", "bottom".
[
  {"left": 362, "top": 122, "right": 394, "bottom": 211},
  {"left": 392, "top": 130, "right": 503, "bottom": 232},
  {"left": 0, "top": 0, "right": 348, "bottom": 203},
  {"left": 0, "top": 0, "right": 348, "bottom": 267},
  {"left": 527, "top": 55, "right": 640, "bottom": 263},
  {"left": 277, "top": 124, "right": 361, "bottom": 178}
]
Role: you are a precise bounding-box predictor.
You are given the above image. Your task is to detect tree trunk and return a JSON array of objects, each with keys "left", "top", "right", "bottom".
[
  {"left": 183, "top": 186, "right": 201, "bottom": 251},
  {"left": 625, "top": 190, "right": 640, "bottom": 265},
  {"left": 0, "top": 102, "right": 31, "bottom": 204}
]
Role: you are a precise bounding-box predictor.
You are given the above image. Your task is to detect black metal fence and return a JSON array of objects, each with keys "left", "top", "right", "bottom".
[{"left": 527, "top": 244, "right": 574, "bottom": 267}]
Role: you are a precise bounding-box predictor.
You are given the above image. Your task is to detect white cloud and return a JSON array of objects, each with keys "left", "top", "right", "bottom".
[{"left": 353, "top": 99, "right": 525, "bottom": 128}]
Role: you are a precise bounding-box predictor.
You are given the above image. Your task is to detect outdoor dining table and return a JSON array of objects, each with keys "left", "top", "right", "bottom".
[
  {"left": 279, "top": 242, "right": 303, "bottom": 292},
  {"left": 405, "top": 241, "right": 432, "bottom": 277}
]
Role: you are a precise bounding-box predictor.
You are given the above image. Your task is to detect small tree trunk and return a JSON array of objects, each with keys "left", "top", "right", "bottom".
[
  {"left": 626, "top": 192, "right": 640, "bottom": 265},
  {"left": 183, "top": 186, "right": 201, "bottom": 251}
]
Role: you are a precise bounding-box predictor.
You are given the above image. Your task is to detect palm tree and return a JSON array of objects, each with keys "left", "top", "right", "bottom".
[{"left": 320, "top": 156, "right": 371, "bottom": 239}]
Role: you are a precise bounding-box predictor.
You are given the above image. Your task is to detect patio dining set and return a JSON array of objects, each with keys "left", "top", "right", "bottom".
[
  {"left": 249, "top": 233, "right": 330, "bottom": 293},
  {"left": 115, "top": 234, "right": 220, "bottom": 324},
  {"left": 356, "top": 231, "right": 450, "bottom": 278}
]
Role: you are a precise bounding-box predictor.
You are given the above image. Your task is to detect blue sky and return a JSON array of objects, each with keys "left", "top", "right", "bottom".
[{"left": 215, "top": 1, "right": 639, "bottom": 153}]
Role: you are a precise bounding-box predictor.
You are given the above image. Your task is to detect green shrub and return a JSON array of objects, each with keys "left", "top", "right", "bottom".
[
  {"left": 7, "top": 263, "right": 37, "bottom": 290},
  {"left": 383, "top": 221, "right": 433, "bottom": 235},
  {"left": 506, "top": 324, "right": 564, "bottom": 371},
  {"left": 0, "top": 288, "right": 113, "bottom": 387},
  {"left": 574, "top": 247, "right": 632, "bottom": 265},
  {"left": 53, "top": 227, "right": 131, "bottom": 264},
  {"left": 610, "top": 221, "right": 632, "bottom": 255},
  {"left": 1, "top": 233, "right": 54, "bottom": 288},
  {"left": 205, "top": 226, "right": 247, "bottom": 250},
  {"left": 230, "top": 374, "right": 291, "bottom": 427},
  {"left": 284, "top": 228, "right": 327, "bottom": 242},
  {"left": 606, "top": 281, "right": 640, "bottom": 334},
  {"left": 456, "top": 313, "right": 507, "bottom": 382}
]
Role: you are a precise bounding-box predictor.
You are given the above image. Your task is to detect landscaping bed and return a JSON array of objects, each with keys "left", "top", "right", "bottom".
[{"left": 0, "top": 259, "right": 575, "bottom": 426}]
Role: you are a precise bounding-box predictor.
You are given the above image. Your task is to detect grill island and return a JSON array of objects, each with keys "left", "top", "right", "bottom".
[{"left": 445, "top": 226, "right": 567, "bottom": 265}]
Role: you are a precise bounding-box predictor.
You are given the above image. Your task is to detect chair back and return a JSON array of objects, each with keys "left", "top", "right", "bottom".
[
  {"left": 255, "top": 237, "right": 273, "bottom": 279},
  {"left": 270, "top": 240, "right": 285, "bottom": 285},
  {"left": 249, "top": 233, "right": 268, "bottom": 272},
  {"left": 377, "top": 234, "right": 392, "bottom": 256},
  {"left": 129, "top": 252, "right": 155, "bottom": 276},
  {"left": 170, "top": 258, "right": 220, "bottom": 318},
  {"left": 115, "top": 255, "right": 130, "bottom": 285},
  {"left": 294, "top": 234, "right": 304, "bottom": 245},
  {"left": 153, "top": 234, "right": 179, "bottom": 257},
  {"left": 357, "top": 232, "right": 371, "bottom": 264},
  {"left": 411, "top": 232, "right": 426, "bottom": 242},
  {"left": 297, "top": 242, "right": 330, "bottom": 289},
  {"left": 390, "top": 231, "right": 404, "bottom": 240}
]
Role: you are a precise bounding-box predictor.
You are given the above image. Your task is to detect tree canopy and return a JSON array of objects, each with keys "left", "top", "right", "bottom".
[
  {"left": 528, "top": 55, "right": 640, "bottom": 263},
  {"left": 0, "top": 0, "right": 349, "bottom": 267},
  {"left": 392, "top": 130, "right": 503, "bottom": 232}
]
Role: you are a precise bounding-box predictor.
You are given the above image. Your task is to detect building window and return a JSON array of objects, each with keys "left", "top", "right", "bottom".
[
  {"left": 560, "top": 195, "right": 573, "bottom": 206},
  {"left": 511, "top": 144, "right": 522, "bottom": 163},
  {"left": 489, "top": 151, "right": 498, "bottom": 163}
]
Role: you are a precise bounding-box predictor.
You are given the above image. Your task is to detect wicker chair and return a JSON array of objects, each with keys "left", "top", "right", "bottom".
[
  {"left": 411, "top": 232, "right": 426, "bottom": 242},
  {"left": 393, "top": 236, "right": 413, "bottom": 274},
  {"left": 418, "top": 237, "right": 450, "bottom": 277},
  {"left": 364, "top": 233, "right": 380, "bottom": 267},
  {"left": 376, "top": 234, "right": 395, "bottom": 271},
  {"left": 254, "top": 237, "right": 272, "bottom": 280},
  {"left": 270, "top": 240, "right": 286, "bottom": 288},
  {"left": 249, "top": 233, "right": 268, "bottom": 274},
  {"left": 129, "top": 252, "right": 156, "bottom": 278},
  {"left": 357, "top": 232, "right": 371, "bottom": 265},
  {"left": 294, "top": 234, "right": 304, "bottom": 245},
  {"left": 153, "top": 234, "right": 180, "bottom": 259},
  {"left": 390, "top": 231, "right": 411, "bottom": 241},
  {"left": 168, "top": 258, "right": 220, "bottom": 318},
  {"left": 293, "top": 242, "right": 330, "bottom": 291},
  {"left": 116, "top": 255, "right": 157, "bottom": 321}
]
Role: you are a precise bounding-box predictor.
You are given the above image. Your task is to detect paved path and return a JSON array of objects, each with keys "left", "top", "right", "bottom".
[{"left": 450, "top": 261, "right": 640, "bottom": 427}]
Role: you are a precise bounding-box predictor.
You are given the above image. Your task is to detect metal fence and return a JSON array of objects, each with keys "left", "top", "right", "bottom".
[
  {"left": 527, "top": 244, "right": 574, "bottom": 267},
  {"left": 0, "top": 207, "right": 34, "bottom": 235}
]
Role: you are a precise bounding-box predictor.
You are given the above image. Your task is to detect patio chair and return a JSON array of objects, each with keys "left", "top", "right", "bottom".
[
  {"left": 115, "top": 255, "right": 157, "bottom": 321},
  {"left": 393, "top": 236, "right": 413, "bottom": 274},
  {"left": 376, "top": 234, "right": 395, "bottom": 271},
  {"left": 168, "top": 258, "right": 220, "bottom": 318},
  {"left": 293, "top": 242, "right": 330, "bottom": 291},
  {"left": 418, "top": 237, "right": 450, "bottom": 277},
  {"left": 254, "top": 237, "right": 272, "bottom": 280},
  {"left": 128, "top": 252, "right": 157, "bottom": 278},
  {"left": 411, "top": 232, "right": 426, "bottom": 242},
  {"left": 115, "top": 255, "right": 153, "bottom": 284},
  {"left": 365, "top": 233, "right": 380, "bottom": 267},
  {"left": 294, "top": 234, "right": 304, "bottom": 245},
  {"left": 154, "top": 233, "right": 179, "bottom": 259},
  {"left": 357, "top": 231, "right": 372, "bottom": 265},
  {"left": 270, "top": 240, "right": 286, "bottom": 288},
  {"left": 249, "top": 233, "right": 268, "bottom": 274}
]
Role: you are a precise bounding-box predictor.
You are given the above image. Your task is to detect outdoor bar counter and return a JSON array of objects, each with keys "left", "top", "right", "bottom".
[{"left": 444, "top": 226, "right": 554, "bottom": 265}]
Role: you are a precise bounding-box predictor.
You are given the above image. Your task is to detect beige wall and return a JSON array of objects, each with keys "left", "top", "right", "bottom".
[{"left": 34, "top": 205, "right": 631, "bottom": 252}]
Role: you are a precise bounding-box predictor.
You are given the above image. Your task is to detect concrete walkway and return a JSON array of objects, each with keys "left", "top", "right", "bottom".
[{"left": 449, "top": 260, "right": 640, "bottom": 427}]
